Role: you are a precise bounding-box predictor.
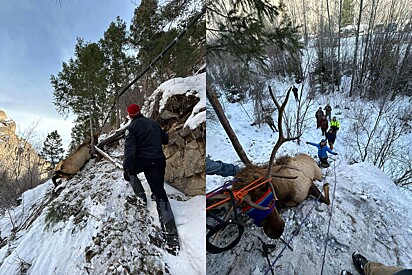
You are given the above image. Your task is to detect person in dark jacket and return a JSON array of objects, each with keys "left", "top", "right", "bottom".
[
  {"left": 325, "top": 128, "right": 336, "bottom": 150},
  {"left": 324, "top": 104, "right": 332, "bottom": 121},
  {"left": 206, "top": 157, "right": 239, "bottom": 177},
  {"left": 123, "top": 103, "right": 169, "bottom": 204},
  {"left": 292, "top": 85, "right": 299, "bottom": 102},
  {"left": 315, "top": 107, "right": 324, "bottom": 126},
  {"left": 318, "top": 115, "right": 329, "bottom": 136},
  {"left": 264, "top": 115, "right": 278, "bottom": 133},
  {"left": 306, "top": 139, "right": 337, "bottom": 167}
]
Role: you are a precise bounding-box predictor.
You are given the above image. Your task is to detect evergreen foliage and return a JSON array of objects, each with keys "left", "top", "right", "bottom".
[
  {"left": 207, "top": 0, "right": 302, "bottom": 63},
  {"left": 311, "top": 47, "right": 340, "bottom": 93},
  {"left": 51, "top": 39, "right": 108, "bottom": 147},
  {"left": 100, "top": 17, "right": 133, "bottom": 129},
  {"left": 341, "top": 0, "right": 355, "bottom": 27},
  {"left": 130, "top": 0, "right": 205, "bottom": 88},
  {"left": 51, "top": 1, "right": 205, "bottom": 147},
  {"left": 41, "top": 130, "right": 64, "bottom": 168}
]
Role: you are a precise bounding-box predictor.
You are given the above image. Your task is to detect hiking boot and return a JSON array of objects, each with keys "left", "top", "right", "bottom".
[
  {"left": 126, "top": 196, "right": 138, "bottom": 205},
  {"left": 136, "top": 193, "right": 147, "bottom": 204},
  {"left": 352, "top": 252, "right": 368, "bottom": 275},
  {"left": 340, "top": 271, "right": 353, "bottom": 275},
  {"left": 151, "top": 193, "right": 157, "bottom": 201},
  {"left": 321, "top": 162, "right": 330, "bottom": 168}
]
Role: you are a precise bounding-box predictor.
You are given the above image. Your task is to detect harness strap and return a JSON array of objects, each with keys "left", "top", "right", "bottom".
[{"left": 242, "top": 188, "right": 276, "bottom": 227}]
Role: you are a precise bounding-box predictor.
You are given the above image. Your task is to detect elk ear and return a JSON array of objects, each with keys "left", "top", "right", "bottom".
[{"left": 261, "top": 209, "right": 285, "bottom": 239}]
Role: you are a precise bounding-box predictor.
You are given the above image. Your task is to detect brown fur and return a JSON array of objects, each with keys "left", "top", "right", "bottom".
[
  {"left": 234, "top": 153, "right": 330, "bottom": 239},
  {"left": 52, "top": 141, "right": 92, "bottom": 186}
]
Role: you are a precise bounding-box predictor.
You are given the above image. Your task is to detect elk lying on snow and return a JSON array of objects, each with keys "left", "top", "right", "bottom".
[
  {"left": 207, "top": 85, "right": 331, "bottom": 241},
  {"left": 52, "top": 140, "right": 92, "bottom": 187},
  {"left": 234, "top": 154, "right": 330, "bottom": 239},
  {"left": 231, "top": 86, "right": 330, "bottom": 239}
]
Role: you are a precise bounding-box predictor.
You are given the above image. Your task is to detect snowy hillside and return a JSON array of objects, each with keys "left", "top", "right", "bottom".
[
  {"left": 206, "top": 92, "right": 412, "bottom": 274},
  {"left": 0, "top": 142, "right": 205, "bottom": 274}
]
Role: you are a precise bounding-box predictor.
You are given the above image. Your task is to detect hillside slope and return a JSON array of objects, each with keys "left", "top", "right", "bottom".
[
  {"left": 0, "top": 143, "right": 205, "bottom": 274},
  {"left": 0, "top": 73, "right": 206, "bottom": 274}
]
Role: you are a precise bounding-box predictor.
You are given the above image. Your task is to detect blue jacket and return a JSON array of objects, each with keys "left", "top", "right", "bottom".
[{"left": 307, "top": 142, "right": 336, "bottom": 158}]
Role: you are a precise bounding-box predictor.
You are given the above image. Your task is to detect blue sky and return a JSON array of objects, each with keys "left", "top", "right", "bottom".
[{"left": 0, "top": 0, "right": 138, "bottom": 150}]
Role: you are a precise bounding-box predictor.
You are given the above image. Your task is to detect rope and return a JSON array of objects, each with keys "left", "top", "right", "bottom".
[
  {"left": 206, "top": 178, "right": 238, "bottom": 199},
  {"left": 264, "top": 191, "right": 324, "bottom": 275},
  {"left": 98, "top": 6, "right": 206, "bottom": 135},
  {"left": 320, "top": 158, "right": 339, "bottom": 275},
  {"left": 206, "top": 177, "right": 273, "bottom": 211},
  {"left": 238, "top": 102, "right": 253, "bottom": 121},
  {"left": 264, "top": 161, "right": 333, "bottom": 275}
]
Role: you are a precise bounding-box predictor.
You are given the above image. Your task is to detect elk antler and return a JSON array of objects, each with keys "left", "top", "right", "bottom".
[
  {"left": 244, "top": 195, "right": 270, "bottom": 210},
  {"left": 265, "top": 86, "right": 302, "bottom": 180}
]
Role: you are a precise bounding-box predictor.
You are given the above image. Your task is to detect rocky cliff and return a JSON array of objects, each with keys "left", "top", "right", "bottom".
[
  {"left": 0, "top": 110, "right": 48, "bottom": 185},
  {"left": 143, "top": 72, "right": 206, "bottom": 196}
]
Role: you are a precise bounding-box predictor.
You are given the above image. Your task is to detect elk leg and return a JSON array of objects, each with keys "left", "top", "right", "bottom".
[{"left": 309, "top": 183, "right": 330, "bottom": 205}]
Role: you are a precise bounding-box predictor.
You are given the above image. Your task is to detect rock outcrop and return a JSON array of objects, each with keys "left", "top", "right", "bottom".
[
  {"left": 0, "top": 110, "right": 49, "bottom": 184},
  {"left": 143, "top": 73, "right": 206, "bottom": 196}
]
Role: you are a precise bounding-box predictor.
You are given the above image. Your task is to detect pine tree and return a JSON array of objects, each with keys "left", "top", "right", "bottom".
[
  {"left": 100, "top": 17, "right": 133, "bottom": 129},
  {"left": 341, "top": 0, "right": 355, "bottom": 27},
  {"left": 51, "top": 38, "right": 108, "bottom": 147},
  {"left": 41, "top": 130, "right": 64, "bottom": 168},
  {"left": 129, "top": 0, "right": 205, "bottom": 86},
  {"left": 207, "top": 0, "right": 301, "bottom": 63}
]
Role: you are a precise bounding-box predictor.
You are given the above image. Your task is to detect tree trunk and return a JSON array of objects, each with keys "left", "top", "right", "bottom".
[
  {"left": 302, "top": 0, "right": 309, "bottom": 45},
  {"left": 115, "top": 91, "right": 120, "bottom": 129},
  {"left": 206, "top": 84, "right": 253, "bottom": 167},
  {"left": 349, "top": 0, "right": 364, "bottom": 97},
  {"left": 88, "top": 100, "right": 96, "bottom": 154},
  {"left": 325, "top": 0, "right": 335, "bottom": 92},
  {"left": 337, "top": 0, "right": 343, "bottom": 92}
]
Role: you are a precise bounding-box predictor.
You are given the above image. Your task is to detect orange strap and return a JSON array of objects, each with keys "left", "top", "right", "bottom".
[{"left": 206, "top": 177, "right": 273, "bottom": 211}]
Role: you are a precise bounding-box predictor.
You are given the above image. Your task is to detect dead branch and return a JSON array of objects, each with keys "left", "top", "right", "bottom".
[{"left": 206, "top": 83, "right": 253, "bottom": 166}]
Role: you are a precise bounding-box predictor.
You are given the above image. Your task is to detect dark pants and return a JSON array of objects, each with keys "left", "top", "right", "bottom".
[
  {"left": 320, "top": 156, "right": 328, "bottom": 164},
  {"left": 321, "top": 128, "right": 327, "bottom": 136},
  {"left": 130, "top": 157, "right": 168, "bottom": 201}
]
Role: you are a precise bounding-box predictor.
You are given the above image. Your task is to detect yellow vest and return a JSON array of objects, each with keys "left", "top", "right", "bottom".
[{"left": 331, "top": 120, "right": 340, "bottom": 128}]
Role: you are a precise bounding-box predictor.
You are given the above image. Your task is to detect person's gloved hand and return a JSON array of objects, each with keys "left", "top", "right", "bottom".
[
  {"left": 306, "top": 142, "right": 309, "bottom": 144},
  {"left": 123, "top": 170, "right": 131, "bottom": 182},
  {"left": 334, "top": 153, "right": 338, "bottom": 155}
]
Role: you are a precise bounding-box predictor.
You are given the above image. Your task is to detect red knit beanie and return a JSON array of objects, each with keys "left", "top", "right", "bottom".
[{"left": 127, "top": 104, "right": 140, "bottom": 118}]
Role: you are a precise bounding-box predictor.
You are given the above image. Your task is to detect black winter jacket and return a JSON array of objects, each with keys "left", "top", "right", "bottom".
[{"left": 123, "top": 114, "right": 168, "bottom": 171}]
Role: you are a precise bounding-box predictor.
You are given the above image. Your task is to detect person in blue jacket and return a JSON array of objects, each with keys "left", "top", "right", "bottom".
[{"left": 306, "top": 139, "right": 338, "bottom": 167}]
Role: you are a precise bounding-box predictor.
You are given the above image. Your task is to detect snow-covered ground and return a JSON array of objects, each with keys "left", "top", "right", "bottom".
[
  {"left": 0, "top": 144, "right": 205, "bottom": 274},
  {"left": 0, "top": 72, "right": 207, "bottom": 275},
  {"left": 206, "top": 89, "right": 412, "bottom": 274}
]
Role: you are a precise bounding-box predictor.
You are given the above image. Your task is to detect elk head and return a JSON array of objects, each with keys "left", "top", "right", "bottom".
[{"left": 233, "top": 86, "right": 301, "bottom": 239}]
